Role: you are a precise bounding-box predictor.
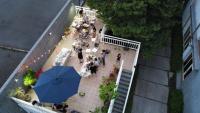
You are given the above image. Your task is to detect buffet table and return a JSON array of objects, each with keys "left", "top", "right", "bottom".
[{"left": 53, "top": 48, "right": 71, "bottom": 66}]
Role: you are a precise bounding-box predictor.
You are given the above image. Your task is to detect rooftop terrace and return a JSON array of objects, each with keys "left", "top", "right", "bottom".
[{"left": 10, "top": 6, "right": 140, "bottom": 113}]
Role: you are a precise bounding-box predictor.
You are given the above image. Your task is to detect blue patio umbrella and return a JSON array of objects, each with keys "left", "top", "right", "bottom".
[{"left": 33, "top": 66, "right": 81, "bottom": 104}]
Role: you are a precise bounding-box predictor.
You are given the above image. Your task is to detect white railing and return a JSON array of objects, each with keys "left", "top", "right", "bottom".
[
  {"left": 11, "top": 97, "right": 57, "bottom": 113},
  {"left": 122, "top": 43, "right": 141, "bottom": 113},
  {"left": 101, "top": 35, "right": 140, "bottom": 50},
  {"left": 107, "top": 60, "right": 124, "bottom": 113},
  {"left": 75, "top": 6, "right": 96, "bottom": 17}
]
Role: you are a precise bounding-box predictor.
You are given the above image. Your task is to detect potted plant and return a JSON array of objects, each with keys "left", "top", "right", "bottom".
[
  {"left": 23, "top": 69, "right": 36, "bottom": 91},
  {"left": 10, "top": 87, "right": 31, "bottom": 102}
]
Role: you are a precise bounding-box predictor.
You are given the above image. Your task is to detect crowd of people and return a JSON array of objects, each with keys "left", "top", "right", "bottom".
[{"left": 73, "top": 8, "right": 122, "bottom": 77}]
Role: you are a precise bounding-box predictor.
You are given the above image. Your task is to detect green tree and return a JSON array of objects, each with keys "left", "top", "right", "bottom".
[{"left": 87, "top": 0, "right": 183, "bottom": 57}]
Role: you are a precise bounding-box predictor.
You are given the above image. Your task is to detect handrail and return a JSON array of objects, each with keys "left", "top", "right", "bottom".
[
  {"left": 100, "top": 25, "right": 140, "bottom": 50},
  {"left": 11, "top": 97, "right": 57, "bottom": 113},
  {"left": 107, "top": 60, "right": 124, "bottom": 113},
  {"left": 102, "top": 35, "right": 140, "bottom": 50},
  {"left": 122, "top": 43, "right": 141, "bottom": 113},
  {"left": 104, "top": 35, "right": 140, "bottom": 45}
]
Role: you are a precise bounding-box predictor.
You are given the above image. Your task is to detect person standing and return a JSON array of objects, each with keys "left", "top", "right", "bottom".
[
  {"left": 116, "top": 53, "right": 121, "bottom": 62},
  {"left": 77, "top": 48, "right": 83, "bottom": 63},
  {"left": 101, "top": 50, "right": 106, "bottom": 66}
]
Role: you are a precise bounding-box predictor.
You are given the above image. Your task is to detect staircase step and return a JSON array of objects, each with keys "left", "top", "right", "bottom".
[
  {"left": 119, "top": 80, "right": 130, "bottom": 86},
  {"left": 116, "top": 95, "right": 126, "bottom": 102},
  {"left": 122, "top": 69, "right": 132, "bottom": 75},
  {"left": 113, "top": 105, "right": 123, "bottom": 113},
  {"left": 115, "top": 99, "right": 125, "bottom": 106},
  {"left": 113, "top": 102, "right": 123, "bottom": 110},
  {"left": 117, "top": 89, "right": 127, "bottom": 95},
  {"left": 122, "top": 72, "right": 132, "bottom": 78},
  {"left": 112, "top": 107, "right": 123, "bottom": 113},
  {"left": 118, "top": 85, "right": 128, "bottom": 91},
  {"left": 117, "top": 91, "right": 127, "bottom": 98},
  {"left": 120, "top": 75, "right": 131, "bottom": 82}
]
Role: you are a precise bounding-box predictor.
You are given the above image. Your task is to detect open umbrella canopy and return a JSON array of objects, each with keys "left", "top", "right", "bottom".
[{"left": 33, "top": 66, "right": 81, "bottom": 104}]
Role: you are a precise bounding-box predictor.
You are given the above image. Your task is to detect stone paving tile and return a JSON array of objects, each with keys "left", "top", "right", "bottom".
[
  {"left": 135, "top": 79, "right": 169, "bottom": 103},
  {"left": 132, "top": 96, "right": 167, "bottom": 113},
  {"left": 139, "top": 55, "right": 170, "bottom": 71},
  {"left": 138, "top": 65, "right": 168, "bottom": 86}
]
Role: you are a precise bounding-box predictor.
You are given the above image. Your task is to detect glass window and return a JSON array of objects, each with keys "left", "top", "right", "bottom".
[
  {"left": 183, "top": 53, "right": 193, "bottom": 79},
  {"left": 183, "top": 27, "right": 192, "bottom": 50}
]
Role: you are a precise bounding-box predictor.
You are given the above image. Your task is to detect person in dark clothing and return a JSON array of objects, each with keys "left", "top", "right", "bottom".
[
  {"left": 52, "top": 104, "right": 68, "bottom": 113},
  {"left": 77, "top": 48, "right": 83, "bottom": 63},
  {"left": 89, "top": 62, "right": 97, "bottom": 74},
  {"left": 101, "top": 51, "right": 106, "bottom": 66},
  {"left": 32, "top": 100, "right": 42, "bottom": 106},
  {"left": 79, "top": 8, "right": 83, "bottom": 17},
  {"left": 52, "top": 104, "right": 63, "bottom": 110},
  {"left": 116, "top": 53, "right": 121, "bottom": 62}
]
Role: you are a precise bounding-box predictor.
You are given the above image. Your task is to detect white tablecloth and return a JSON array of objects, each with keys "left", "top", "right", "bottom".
[
  {"left": 79, "top": 63, "right": 91, "bottom": 77},
  {"left": 53, "top": 48, "right": 71, "bottom": 66}
]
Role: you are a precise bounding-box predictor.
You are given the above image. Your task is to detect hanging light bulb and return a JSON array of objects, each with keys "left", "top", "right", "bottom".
[{"left": 25, "top": 65, "right": 29, "bottom": 69}]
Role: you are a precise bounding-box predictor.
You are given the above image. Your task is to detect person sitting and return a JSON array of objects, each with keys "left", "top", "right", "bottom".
[
  {"left": 79, "top": 8, "right": 83, "bottom": 17},
  {"left": 116, "top": 53, "right": 121, "bottom": 62},
  {"left": 89, "top": 62, "right": 97, "bottom": 74},
  {"left": 32, "top": 100, "right": 42, "bottom": 106},
  {"left": 59, "top": 104, "right": 69, "bottom": 113},
  {"left": 52, "top": 104, "right": 63, "bottom": 110},
  {"left": 94, "top": 58, "right": 100, "bottom": 66}
]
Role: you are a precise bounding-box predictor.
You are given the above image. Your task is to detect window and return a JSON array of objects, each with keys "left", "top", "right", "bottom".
[
  {"left": 183, "top": 27, "right": 192, "bottom": 50},
  {"left": 183, "top": 53, "right": 193, "bottom": 79}
]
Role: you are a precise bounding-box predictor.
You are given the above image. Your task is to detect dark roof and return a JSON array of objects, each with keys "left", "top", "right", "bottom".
[
  {"left": 0, "top": 0, "right": 69, "bottom": 50},
  {"left": 0, "top": 0, "right": 71, "bottom": 112},
  {"left": 0, "top": 0, "right": 69, "bottom": 87}
]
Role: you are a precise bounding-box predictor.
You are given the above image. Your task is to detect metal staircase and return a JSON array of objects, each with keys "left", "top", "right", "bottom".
[{"left": 112, "top": 69, "right": 132, "bottom": 113}]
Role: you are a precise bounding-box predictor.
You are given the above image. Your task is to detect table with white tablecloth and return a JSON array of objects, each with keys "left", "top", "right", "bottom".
[{"left": 53, "top": 48, "right": 71, "bottom": 66}]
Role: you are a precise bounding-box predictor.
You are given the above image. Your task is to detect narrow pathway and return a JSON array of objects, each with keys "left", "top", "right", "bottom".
[{"left": 131, "top": 45, "right": 171, "bottom": 113}]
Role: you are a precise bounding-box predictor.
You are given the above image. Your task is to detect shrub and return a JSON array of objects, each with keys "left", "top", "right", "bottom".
[
  {"left": 168, "top": 89, "right": 183, "bottom": 113},
  {"left": 10, "top": 87, "right": 31, "bottom": 102},
  {"left": 23, "top": 69, "right": 36, "bottom": 87},
  {"left": 99, "top": 81, "right": 117, "bottom": 102}
]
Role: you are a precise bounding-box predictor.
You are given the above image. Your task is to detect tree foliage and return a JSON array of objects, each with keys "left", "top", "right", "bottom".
[{"left": 87, "top": 0, "right": 183, "bottom": 57}]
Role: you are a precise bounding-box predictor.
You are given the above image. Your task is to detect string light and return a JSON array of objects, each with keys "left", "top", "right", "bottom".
[
  {"left": 33, "top": 60, "right": 36, "bottom": 63},
  {"left": 41, "top": 55, "right": 44, "bottom": 57},
  {"left": 37, "top": 57, "right": 40, "bottom": 60},
  {"left": 25, "top": 65, "right": 29, "bottom": 69},
  {"left": 14, "top": 79, "right": 18, "bottom": 83}
]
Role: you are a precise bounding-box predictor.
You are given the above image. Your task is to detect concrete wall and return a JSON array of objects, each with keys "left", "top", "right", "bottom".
[
  {"left": 182, "top": 0, "right": 200, "bottom": 113},
  {"left": 0, "top": 0, "right": 78, "bottom": 113},
  {"left": 182, "top": 71, "right": 200, "bottom": 113}
]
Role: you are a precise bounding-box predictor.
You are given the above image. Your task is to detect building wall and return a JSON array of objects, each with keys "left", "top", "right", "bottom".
[
  {"left": 182, "top": 0, "right": 200, "bottom": 113},
  {"left": 0, "top": 0, "right": 78, "bottom": 113}
]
